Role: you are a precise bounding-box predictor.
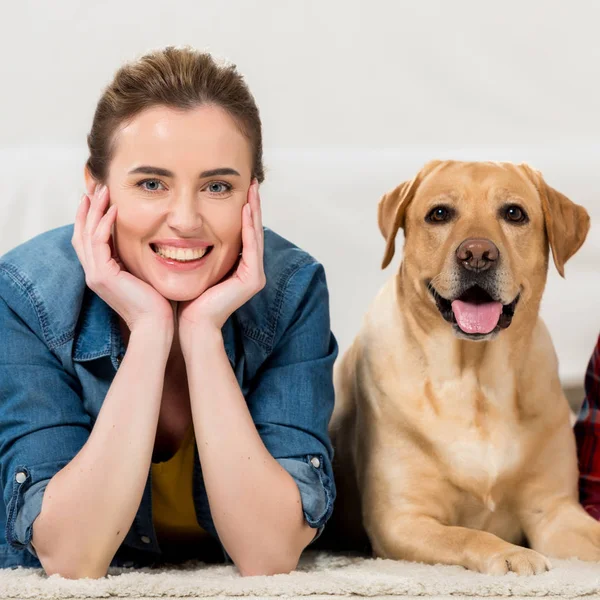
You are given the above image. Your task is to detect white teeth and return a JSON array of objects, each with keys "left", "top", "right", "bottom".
[{"left": 154, "top": 245, "right": 208, "bottom": 261}]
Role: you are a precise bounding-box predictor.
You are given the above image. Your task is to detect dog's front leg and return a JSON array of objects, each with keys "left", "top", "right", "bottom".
[
  {"left": 516, "top": 424, "right": 600, "bottom": 561},
  {"left": 521, "top": 499, "right": 600, "bottom": 561},
  {"left": 517, "top": 475, "right": 600, "bottom": 561},
  {"left": 365, "top": 512, "right": 551, "bottom": 575}
]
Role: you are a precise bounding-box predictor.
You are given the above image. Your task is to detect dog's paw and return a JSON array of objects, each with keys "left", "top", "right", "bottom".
[{"left": 483, "top": 548, "right": 551, "bottom": 576}]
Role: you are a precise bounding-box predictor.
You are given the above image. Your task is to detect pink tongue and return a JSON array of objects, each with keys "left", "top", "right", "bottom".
[{"left": 451, "top": 300, "right": 503, "bottom": 334}]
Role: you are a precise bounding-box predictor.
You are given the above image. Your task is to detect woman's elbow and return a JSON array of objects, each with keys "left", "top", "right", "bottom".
[
  {"left": 235, "top": 522, "right": 317, "bottom": 576},
  {"left": 236, "top": 545, "right": 301, "bottom": 577},
  {"left": 40, "top": 555, "right": 108, "bottom": 580},
  {"left": 36, "top": 543, "right": 109, "bottom": 579},
  {"left": 238, "top": 557, "right": 298, "bottom": 577},
  {"left": 33, "top": 518, "right": 111, "bottom": 578},
  {"left": 46, "top": 565, "right": 108, "bottom": 580}
]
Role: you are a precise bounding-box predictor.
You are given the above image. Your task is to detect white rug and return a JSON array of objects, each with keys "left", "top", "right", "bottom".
[{"left": 2, "top": 551, "right": 600, "bottom": 600}]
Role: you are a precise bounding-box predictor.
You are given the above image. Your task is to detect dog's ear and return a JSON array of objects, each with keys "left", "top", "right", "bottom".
[
  {"left": 378, "top": 160, "right": 443, "bottom": 269},
  {"left": 519, "top": 163, "right": 590, "bottom": 277}
]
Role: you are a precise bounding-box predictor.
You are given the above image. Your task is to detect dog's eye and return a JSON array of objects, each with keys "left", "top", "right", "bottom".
[
  {"left": 504, "top": 205, "right": 528, "bottom": 224},
  {"left": 426, "top": 206, "right": 453, "bottom": 223}
]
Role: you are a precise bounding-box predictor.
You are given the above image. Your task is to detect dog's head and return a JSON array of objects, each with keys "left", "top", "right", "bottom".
[{"left": 378, "top": 160, "right": 590, "bottom": 341}]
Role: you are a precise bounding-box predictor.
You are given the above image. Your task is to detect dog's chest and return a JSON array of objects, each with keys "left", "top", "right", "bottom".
[
  {"left": 439, "top": 426, "right": 521, "bottom": 504},
  {"left": 422, "top": 379, "right": 524, "bottom": 505}
]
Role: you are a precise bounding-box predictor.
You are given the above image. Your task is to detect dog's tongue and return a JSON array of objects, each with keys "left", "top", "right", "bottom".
[{"left": 451, "top": 300, "right": 503, "bottom": 335}]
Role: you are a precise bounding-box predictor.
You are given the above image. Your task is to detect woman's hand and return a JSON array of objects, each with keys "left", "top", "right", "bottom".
[
  {"left": 72, "top": 184, "right": 175, "bottom": 334},
  {"left": 178, "top": 181, "right": 265, "bottom": 346}
]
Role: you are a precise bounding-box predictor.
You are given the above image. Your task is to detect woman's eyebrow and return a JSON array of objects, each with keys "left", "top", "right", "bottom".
[
  {"left": 128, "top": 166, "right": 241, "bottom": 178},
  {"left": 129, "top": 166, "right": 174, "bottom": 177},
  {"left": 199, "top": 167, "right": 240, "bottom": 178}
]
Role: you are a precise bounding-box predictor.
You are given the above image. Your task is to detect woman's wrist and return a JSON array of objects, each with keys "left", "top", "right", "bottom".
[
  {"left": 128, "top": 321, "right": 174, "bottom": 358},
  {"left": 181, "top": 322, "right": 224, "bottom": 361}
]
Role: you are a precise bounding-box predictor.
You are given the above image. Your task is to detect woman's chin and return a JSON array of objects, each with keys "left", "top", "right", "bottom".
[{"left": 156, "top": 285, "right": 209, "bottom": 303}]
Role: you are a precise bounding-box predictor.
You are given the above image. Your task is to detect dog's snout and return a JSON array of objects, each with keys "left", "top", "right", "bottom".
[{"left": 455, "top": 238, "right": 499, "bottom": 272}]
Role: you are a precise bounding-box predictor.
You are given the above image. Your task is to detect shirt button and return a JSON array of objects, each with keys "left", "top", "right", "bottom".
[
  {"left": 15, "top": 472, "right": 27, "bottom": 484},
  {"left": 310, "top": 457, "right": 321, "bottom": 469},
  {"left": 140, "top": 535, "right": 151, "bottom": 544}
]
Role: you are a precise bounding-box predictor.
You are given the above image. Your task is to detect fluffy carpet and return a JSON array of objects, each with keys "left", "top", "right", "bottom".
[{"left": 2, "top": 551, "right": 600, "bottom": 600}]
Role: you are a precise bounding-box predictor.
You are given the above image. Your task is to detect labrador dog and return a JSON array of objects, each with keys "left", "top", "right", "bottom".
[{"left": 328, "top": 160, "right": 597, "bottom": 575}]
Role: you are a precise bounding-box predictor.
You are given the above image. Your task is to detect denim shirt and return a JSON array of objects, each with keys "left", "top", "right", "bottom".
[{"left": 0, "top": 224, "right": 337, "bottom": 569}]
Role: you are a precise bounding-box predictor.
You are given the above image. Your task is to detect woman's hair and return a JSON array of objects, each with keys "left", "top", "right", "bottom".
[{"left": 86, "top": 46, "right": 264, "bottom": 183}]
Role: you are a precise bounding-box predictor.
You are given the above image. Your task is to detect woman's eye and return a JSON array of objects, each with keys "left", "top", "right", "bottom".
[
  {"left": 205, "top": 181, "right": 232, "bottom": 195},
  {"left": 426, "top": 206, "right": 453, "bottom": 223},
  {"left": 137, "top": 179, "right": 164, "bottom": 192}
]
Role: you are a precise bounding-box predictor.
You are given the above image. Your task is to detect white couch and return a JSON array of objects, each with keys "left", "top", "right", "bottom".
[{"left": 1, "top": 146, "right": 598, "bottom": 387}]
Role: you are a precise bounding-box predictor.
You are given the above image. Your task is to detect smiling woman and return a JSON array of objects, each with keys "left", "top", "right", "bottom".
[
  {"left": 95, "top": 103, "right": 252, "bottom": 302},
  {"left": 0, "top": 47, "right": 337, "bottom": 578}
]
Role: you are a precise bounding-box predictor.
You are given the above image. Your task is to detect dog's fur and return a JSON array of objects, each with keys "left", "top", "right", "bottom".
[{"left": 328, "top": 160, "right": 597, "bottom": 575}]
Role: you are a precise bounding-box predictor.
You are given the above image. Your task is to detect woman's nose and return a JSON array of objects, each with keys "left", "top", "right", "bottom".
[{"left": 165, "top": 192, "right": 203, "bottom": 232}]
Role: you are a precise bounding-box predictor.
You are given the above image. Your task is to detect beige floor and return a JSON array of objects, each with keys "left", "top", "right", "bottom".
[{"left": 2, "top": 551, "right": 600, "bottom": 600}]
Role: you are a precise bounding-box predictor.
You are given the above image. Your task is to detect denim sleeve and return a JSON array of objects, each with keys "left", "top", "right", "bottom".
[
  {"left": 245, "top": 262, "right": 338, "bottom": 540},
  {"left": 0, "top": 292, "right": 91, "bottom": 557}
]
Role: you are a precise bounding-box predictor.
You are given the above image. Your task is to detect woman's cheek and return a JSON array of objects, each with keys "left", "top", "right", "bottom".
[{"left": 216, "top": 202, "right": 244, "bottom": 242}]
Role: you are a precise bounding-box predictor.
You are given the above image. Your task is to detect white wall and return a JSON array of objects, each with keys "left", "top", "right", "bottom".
[
  {"left": 2, "top": 0, "right": 600, "bottom": 148},
  {"left": 1, "top": 0, "right": 598, "bottom": 386}
]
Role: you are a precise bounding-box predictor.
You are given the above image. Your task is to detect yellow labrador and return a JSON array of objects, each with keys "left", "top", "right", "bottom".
[{"left": 329, "top": 160, "right": 597, "bottom": 575}]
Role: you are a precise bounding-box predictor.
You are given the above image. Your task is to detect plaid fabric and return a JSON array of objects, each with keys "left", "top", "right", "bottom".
[{"left": 574, "top": 334, "right": 600, "bottom": 520}]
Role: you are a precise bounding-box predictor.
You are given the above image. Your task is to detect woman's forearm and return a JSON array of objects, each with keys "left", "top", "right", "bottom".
[
  {"left": 185, "top": 326, "right": 316, "bottom": 576},
  {"left": 32, "top": 324, "right": 173, "bottom": 579}
]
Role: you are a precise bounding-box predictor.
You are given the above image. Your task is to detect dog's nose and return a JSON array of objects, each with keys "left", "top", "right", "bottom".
[{"left": 456, "top": 238, "right": 499, "bottom": 272}]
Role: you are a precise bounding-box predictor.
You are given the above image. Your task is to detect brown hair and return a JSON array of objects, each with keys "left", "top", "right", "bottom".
[{"left": 86, "top": 46, "right": 264, "bottom": 183}]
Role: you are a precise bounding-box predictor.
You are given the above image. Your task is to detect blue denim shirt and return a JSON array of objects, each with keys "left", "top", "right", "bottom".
[{"left": 0, "top": 224, "right": 337, "bottom": 569}]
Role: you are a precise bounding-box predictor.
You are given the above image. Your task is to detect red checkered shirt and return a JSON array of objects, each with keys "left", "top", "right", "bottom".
[{"left": 574, "top": 334, "right": 600, "bottom": 520}]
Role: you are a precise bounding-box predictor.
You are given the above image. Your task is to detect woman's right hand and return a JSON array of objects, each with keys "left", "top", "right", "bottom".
[{"left": 72, "top": 184, "right": 174, "bottom": 334}]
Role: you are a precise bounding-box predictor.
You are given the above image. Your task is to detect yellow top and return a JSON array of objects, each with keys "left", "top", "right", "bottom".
[{"left": 151, "top": 424, "right": 208, "bottom": 546}]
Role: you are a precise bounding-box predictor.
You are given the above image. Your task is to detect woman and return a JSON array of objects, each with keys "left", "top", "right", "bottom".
[{"left": 0, "top": 47, "right": 337, "bottom": 578}]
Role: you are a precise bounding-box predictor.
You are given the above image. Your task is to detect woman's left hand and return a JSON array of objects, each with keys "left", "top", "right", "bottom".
[{"left": 178, "top": 180, "right": 265, "bottom": 345}]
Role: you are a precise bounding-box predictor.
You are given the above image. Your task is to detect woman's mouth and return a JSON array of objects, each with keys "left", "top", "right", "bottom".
[
  {"left": 150, "top": 243, "right": 214, "bottom": 271},
  {"left": 150, "top": 243, "right": 213, "bottom": 262}
]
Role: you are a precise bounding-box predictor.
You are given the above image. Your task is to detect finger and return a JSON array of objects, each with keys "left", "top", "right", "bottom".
[
  {"left": 85, "top": 185, "right": 110, "bottom": 237},
  {"left": 241, "top": 202, "right": 265, "bottom": 291},
  {"left": 83, "top": 185, "right": 110, "bottom": 268},
  {"left": 249, "top": 180, "right": 264, "bottom": 255},
  {"left": 94, "top": 204, "right": 117, "bottom": 243},
  {"left": 72, "top": 194, "right": 91, "bottom": 266},
  {"left": 107, "top": 234, "right": 123, "bottom": 264},
  {"left": 91, "top": 204, "right": 118, "bottom": 268},
  {"left": 248, "top": 180, "right": 263, "bottom": 262},
  {"left": 240, "top": 203, "right": 258, "bottom": 268}
]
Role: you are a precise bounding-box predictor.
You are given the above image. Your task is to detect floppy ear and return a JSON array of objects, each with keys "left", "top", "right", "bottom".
[
  {"left": 519, "top": 164, "right": 590, "bottom": 277},
  {"left": 378, "top": 160, "right": 443, "bottom": 269}
]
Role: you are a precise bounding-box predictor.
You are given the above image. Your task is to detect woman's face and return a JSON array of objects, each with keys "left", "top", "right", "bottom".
[{"left": 87, "top": 104, "right": 253, "bottom": 302}]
